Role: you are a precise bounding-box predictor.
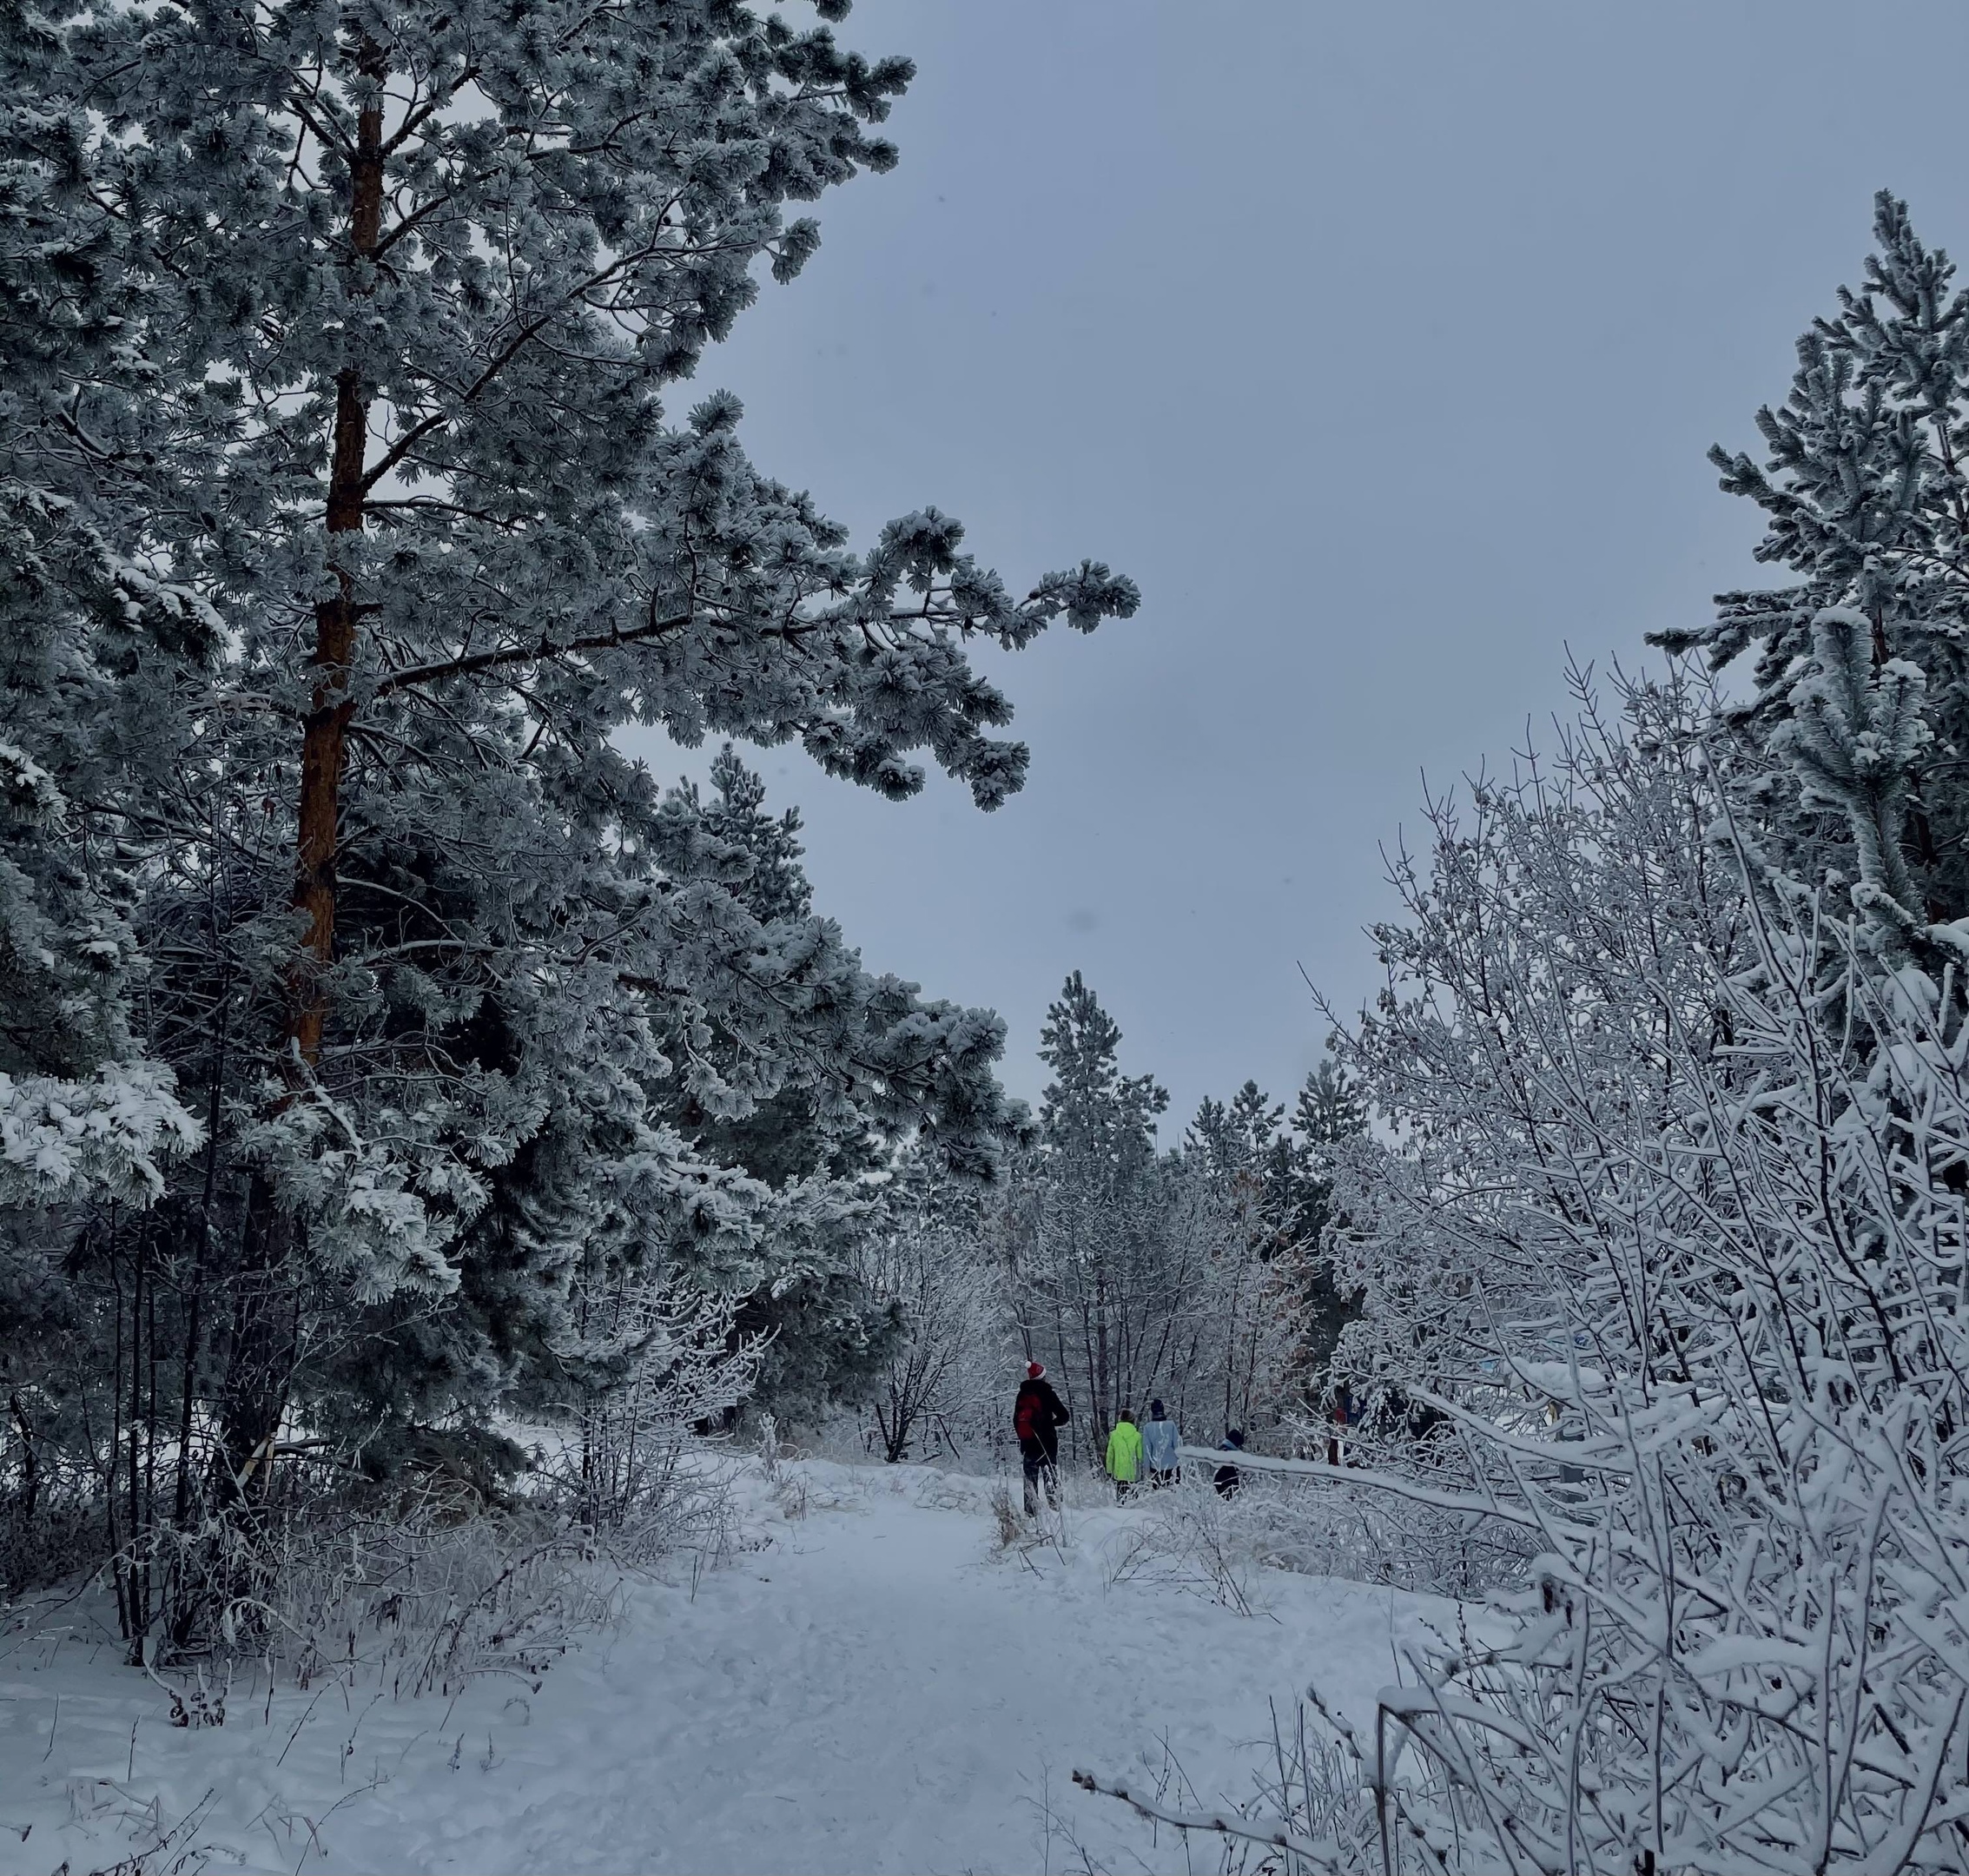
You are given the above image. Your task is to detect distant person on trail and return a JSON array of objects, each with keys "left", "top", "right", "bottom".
[
  {"left": 1213, "top": 1428, "right": 1246, "bottom": 1499},
  {"left": 1014, "top": 1362, "right": 1070, "bottom": 1515},
  {"left": 1105, "top": 1410, "right": 1144, "bottom": 1502},
  {"left": 1141, "top": 1399, "right": 1179, "bottom": 1488}
]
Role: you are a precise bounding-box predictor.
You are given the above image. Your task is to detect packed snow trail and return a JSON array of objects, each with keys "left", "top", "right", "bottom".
[{"left": 0, "top": 1463, "right": 1439, "bottom": 1874}]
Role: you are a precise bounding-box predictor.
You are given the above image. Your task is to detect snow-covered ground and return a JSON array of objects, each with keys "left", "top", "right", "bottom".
[{"left": 0, "top": 1462, "right": 1442, "bottom": 1874}]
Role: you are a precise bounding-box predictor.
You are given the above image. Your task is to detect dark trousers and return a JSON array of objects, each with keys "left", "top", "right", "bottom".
[{"left": 1021, "top": 1444, "right": 1059, "bottom": 1514}]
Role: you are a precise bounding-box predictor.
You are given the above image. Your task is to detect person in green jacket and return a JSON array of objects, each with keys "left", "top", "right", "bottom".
[{"left": 1105, "top": 1411, "right": 1144, "bottom": 1502}]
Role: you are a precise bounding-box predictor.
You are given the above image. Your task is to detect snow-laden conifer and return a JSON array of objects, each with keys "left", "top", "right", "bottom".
[
  {"left": 1660, "top": 194, "right": 1969, "bottom": 930},
  {"left": 0, "top": 0, "right": 1134, "bottom": 1643}
]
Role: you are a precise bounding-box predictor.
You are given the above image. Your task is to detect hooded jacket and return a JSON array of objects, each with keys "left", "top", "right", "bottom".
[
  {"left": 1105, "top": 1419, "right": 1144, "bottom": 1483},
  {"left": 1141, "top": 1415, "right": 1179, "bottom": 1473}
]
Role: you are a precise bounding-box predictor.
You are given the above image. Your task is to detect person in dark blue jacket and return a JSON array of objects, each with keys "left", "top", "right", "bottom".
[{"left": 1213, "top": 1427, "right": 1246, "bottom": 1498}]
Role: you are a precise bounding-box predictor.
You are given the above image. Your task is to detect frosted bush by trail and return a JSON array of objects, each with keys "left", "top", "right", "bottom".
[
  {"left": 103, "top": 1273, "right": 752, "bottom": 1687},
  {"left": 1078, "top": 1696, "right": 1395, "bottom": 1876},
  {"left": 1153, "top": 1464, "right": 1530, "bottom": 1602},
  {"left": 1293, "top": 664, "right": 1969, "bottom": 1872},
  {"left": 855, "top": 1147, "right": 1008, "bottom": 1463},
  {"left": 527, "top": 1278, "right": 757, "bottom": 1556}
]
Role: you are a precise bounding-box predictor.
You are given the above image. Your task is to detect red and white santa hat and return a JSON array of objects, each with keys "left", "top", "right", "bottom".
[{"left": 1027, "top": 1361, "right": 1045, "bottom": 1379}]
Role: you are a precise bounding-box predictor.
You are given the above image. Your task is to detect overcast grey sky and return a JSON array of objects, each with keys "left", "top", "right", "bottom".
[{"left": 624, "top": 0, "right": 1969, "bottom": 1131}]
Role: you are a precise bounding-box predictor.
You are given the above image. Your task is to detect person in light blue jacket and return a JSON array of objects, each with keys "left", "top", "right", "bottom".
[{"left": 1141, "top": 1398, "right": 1180, "bottom": 1488}]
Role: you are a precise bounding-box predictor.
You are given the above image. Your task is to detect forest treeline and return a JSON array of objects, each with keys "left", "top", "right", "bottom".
[{"left": 857, "top": 976, "right": 1364, "bottom": 1474}]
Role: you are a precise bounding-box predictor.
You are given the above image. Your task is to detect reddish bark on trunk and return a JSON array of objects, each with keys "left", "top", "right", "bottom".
[{"left": 289, "top": 41, "right": 385, "bottom": 1073}]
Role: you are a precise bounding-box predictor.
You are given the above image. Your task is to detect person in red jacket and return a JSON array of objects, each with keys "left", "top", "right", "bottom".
[{"left": 1013, "top": 1362, "right": 1071, "bottom": 1515}]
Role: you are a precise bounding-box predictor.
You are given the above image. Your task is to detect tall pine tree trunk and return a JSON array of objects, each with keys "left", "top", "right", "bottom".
[
  {"left": 293, "top": 36, "right": 383, "bottom": 1070},
  {"left": 220, "top": 44, "right": 385, "bottom": 1499}
]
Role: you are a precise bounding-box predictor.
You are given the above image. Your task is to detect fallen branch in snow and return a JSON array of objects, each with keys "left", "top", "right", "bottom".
[{"left": 1070, "top": 1767, "right": 1348, "bottom": 1872}]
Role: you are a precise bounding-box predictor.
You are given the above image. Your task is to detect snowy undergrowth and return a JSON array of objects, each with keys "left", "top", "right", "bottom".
[
  {"left": 0, "top": 1456, "right": 1444, "bottom": 1876},
  {"left": 1118, "top": 1469, "right": 1531, "bottom": 1606},
  {"left": 0, "top": 1450, "right": 752, "bottom": 1875}
]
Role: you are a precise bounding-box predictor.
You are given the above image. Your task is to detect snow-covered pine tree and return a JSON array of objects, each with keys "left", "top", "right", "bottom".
[
  {"left": 1294, "top": 1057, "right": 1366, "bottom": 1151},
  {"left": 1240, "top": 1062, "right": 1365, "bottom": 1408},
  {"left": 1038, "top": 973, "right": 1169, "bottom": 1178},
  {"left": 1278, "top": 1061, "right": 1365, "bottom": 1393},
  {"left": 642, "top": 747, "right": 1020, "bottom": 1422},
  {"left": 1656, "top": 191, "right": 1969, "bottom": 932},
  {"left": 1187, "top": 1080, "right": 1285, "bottom": 1188},
  {"left": 1002, "top": 974, "right": 1182, "bottom": 1451},
  {"left": 1181, "top": 1067, "right": 1366, "bottom": 1429},
  {"left": 2, "top": 0, "right": 216, "bottom": 1602},
  {"left": 0, "top": 0, "right": 207, "bottom": 1209},
  {"left": 1186, "top": 1081, "right": 1292, "bottom": 1433},
  {"left": 0, "top": 0, "right": 1135, "bottom": 1636}
]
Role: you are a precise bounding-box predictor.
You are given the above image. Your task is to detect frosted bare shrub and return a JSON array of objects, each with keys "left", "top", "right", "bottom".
[
  {"left": 1104, "top": 1475, "right": 1263, "bottom": 1615},
  {"left": 76, "top": 1272, "right": 757, "bottom": 1702},
  {"left": 856, "top": 1158, "right": 1005, "bottom": 1463},
  {"left": 232, "top": 1496, "right": 612, "bottom": 1699},
  {"left": 1087, "top": 665, "right": 1969, "bottom": 1871},
  {"left": 1298, "top": 665, "right": 1969, "bottom": 1872},
  {"left": 530, "top": 1278, "right": 757, "bottom": 1562},
  {"left": 1186, "top": 1462, "right": 1531, "bottom": 1601}
]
